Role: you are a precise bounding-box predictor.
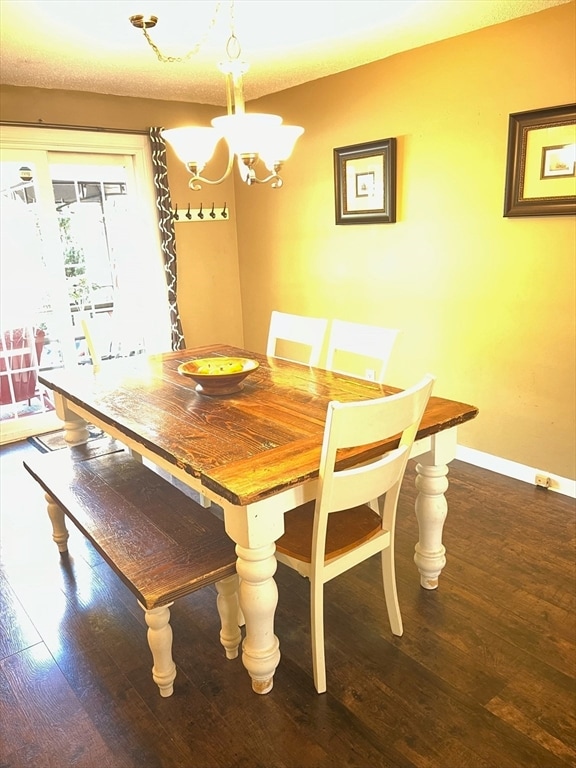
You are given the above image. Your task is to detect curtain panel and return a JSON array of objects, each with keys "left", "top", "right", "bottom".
[{"left": 148, "top": 128, "right": 185, "bottom": 351}]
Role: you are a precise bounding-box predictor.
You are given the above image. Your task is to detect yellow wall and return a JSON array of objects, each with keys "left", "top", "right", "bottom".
[
  {"left": 1, "top": 3, "right": 574, "bottom": 479},
  {"left": 235, "top": 2, "right": 576, "bottom": 480}
]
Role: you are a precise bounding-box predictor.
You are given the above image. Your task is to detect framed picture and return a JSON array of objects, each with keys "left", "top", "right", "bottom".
[
  {"left": 334, "top": 138, "right": 396, "bottom": 224},
  {"left": 503, "top": 104, "right": 576, "bottom": 217}
]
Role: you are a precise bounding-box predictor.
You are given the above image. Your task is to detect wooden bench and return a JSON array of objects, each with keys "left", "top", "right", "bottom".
[{"left": 23, "top": 446, "right": 241, "bottom": 698}]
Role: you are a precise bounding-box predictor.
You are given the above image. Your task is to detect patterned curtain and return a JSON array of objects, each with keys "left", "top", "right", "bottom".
[{"left": 148, "top": 127, "right": 186, "bottom": 351}]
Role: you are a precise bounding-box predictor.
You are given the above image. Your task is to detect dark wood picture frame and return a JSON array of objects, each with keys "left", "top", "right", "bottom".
[
  {"left": 503, "top": 104, "right": 576, "bottom": 217},
  {"left": 334, "top": 138, "right": 397, "bottom": 224}
]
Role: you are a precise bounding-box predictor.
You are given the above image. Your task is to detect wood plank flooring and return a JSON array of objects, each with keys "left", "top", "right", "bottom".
[{"left": 1, "top": 439, "right": 574, "bottom": 768}]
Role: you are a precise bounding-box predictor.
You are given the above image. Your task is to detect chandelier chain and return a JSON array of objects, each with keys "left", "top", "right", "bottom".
[{"left": 141, "top": 1, "right": 224, "bottom": 64}]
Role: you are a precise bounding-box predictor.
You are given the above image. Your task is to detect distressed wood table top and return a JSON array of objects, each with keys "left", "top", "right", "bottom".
[{"left": 40, "top": 345, "right": 478, "bottom": 506}]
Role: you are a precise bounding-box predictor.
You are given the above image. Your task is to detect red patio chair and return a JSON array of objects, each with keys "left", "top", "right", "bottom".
[{"left": 0, "top": 327, "right": 46, "bottom": 406}]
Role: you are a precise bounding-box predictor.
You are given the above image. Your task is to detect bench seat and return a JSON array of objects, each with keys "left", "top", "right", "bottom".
[{"left": 23, "top": 447, "right": 241, "bottom": 697}]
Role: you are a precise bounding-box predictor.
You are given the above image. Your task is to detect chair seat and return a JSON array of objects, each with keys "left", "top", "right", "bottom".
[{"left": 276, "top": 501, "right": 383, "bottom": 562}]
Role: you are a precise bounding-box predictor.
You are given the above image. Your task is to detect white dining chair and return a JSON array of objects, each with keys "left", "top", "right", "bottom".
[
  {"left": 80, "top": 312, "right": 146, "bottom": 373},
  {"left": 81, "top": 315, "right": 200, "bottom": 507},
  {"left": 275, "top": 374, "right": 435, "bottom": 693},
  {"left": 266, "top": 311, "right": 328, "bottom": 367},
  {"left": 326, "top": 319, "right": 399, "bottom": 383},
  {"left": 80, "top": 316, "right": 108, "bottom": 373}
]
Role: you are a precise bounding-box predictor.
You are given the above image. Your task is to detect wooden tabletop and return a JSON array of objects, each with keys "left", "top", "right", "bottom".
[{"left": 40, "top": 345, "right": 478, "bottom": 506}]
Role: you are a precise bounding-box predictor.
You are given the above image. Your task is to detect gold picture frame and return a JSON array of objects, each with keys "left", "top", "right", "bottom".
[
  {"left": 503, "top": 104, "right": 576, "bottom": 217},
  {"left": 334, "top": 138, "right": 397, "bottom": 224}
]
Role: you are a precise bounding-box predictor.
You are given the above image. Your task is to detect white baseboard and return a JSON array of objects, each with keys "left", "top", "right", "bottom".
[{"left": 455, "top": 446, "right": 576, "bottom": 499}]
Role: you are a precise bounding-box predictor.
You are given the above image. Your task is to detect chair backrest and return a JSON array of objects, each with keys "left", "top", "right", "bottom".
[
  {"left": 80, "top": 312, "right": 145, "bottom": 373},
  {"left": 266, "top": 311, "right": 328, "bottom": 367},
  {"left": 312, "top": 374, "right": 435, "bottom": 567},
  {"left": 326, "top": 319, "right": 399, "bottom": 383},
  {"left": 80, "top": 316, "right": 106, "bottom": 372}
]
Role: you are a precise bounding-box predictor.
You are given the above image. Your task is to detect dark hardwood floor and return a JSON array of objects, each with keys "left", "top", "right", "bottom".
[{"left": 1, "top": 439, "right": 574, "bottom": 768}]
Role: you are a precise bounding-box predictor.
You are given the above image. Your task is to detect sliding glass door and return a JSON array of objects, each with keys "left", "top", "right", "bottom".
[{"left": 0, "top": 127, "right": 171, "bottom": 443}]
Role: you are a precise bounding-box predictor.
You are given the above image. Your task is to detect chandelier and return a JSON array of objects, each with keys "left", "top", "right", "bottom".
[{"left": 130, "top": 3, "right": 304, "bottom": 190}]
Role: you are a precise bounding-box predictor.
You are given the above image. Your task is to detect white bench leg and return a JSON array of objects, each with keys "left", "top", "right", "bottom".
[
  {"left": 140, "top": 601, "right": 177, "bottom": 697},
  {"left": 216, "top": 574, "right": 242, "bottom": 659},
  {"left": 45, "top": 492, "right": 69, "bottom": 552}
]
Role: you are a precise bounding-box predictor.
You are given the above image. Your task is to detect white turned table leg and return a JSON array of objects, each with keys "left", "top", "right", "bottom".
[
  {"left": 215, "top": 574, "right": 242, "bottom": 659},
  {"left": 412, "top": 428, "right": 457, "bottom": 590},
  {"left": 53, "top": 392, "right": 90, "bottom": 445},
  {"left": 414, "top": 462, "right": 448, "bottom": 589},
  {"left": 62, "top": 416, "right": 90, "bottom": 446},
  {"left": 140, "top": 602, "right": 177, "bottom": 697},
  {"left": 235, "top": 543, "right": 280, "bottom": 694},
  {"left": 45, "top": 492, "right": 69, "bottom": 552}
]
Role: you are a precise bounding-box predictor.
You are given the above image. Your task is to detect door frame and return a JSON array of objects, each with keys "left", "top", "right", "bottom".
[{"left": 0, "top": 125, "right": 171, "bottom": 444}]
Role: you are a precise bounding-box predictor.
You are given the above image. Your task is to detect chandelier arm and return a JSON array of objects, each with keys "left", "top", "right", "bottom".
[
  {"left": 187, "top": 148, "right": 236, "bottom": 190},
  {"left": 244, "top": 170, "right": 284, "bottom": 188},
  {"left": 239, "top": 159, "right": 284, "bottom": 188}
]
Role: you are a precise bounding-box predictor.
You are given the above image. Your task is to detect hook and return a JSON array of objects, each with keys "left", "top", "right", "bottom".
[
  {"left": 221, "top": 202, "right": 228, "bottom": 219},
  {"left": 173, "top": 204, "right": 179, "bottom": 221},
  {"left": 186, "top": 202, "right": 192, "bottom": 220},
  {"left": 198, "top": 202, "right": 204, "bottom": 220},
  {"left": 210, "top": 202, "right": 216, "bottom": 219}
]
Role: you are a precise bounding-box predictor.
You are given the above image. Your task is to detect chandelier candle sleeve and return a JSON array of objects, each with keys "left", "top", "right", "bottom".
[{"left": 161, "top": 128, "right": 222, "bottom": 174}]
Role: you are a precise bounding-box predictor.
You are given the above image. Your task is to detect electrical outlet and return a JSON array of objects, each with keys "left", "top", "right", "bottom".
[
  {"left": 365, "top": 368, "right": 375, "bottom": 381},
  {"left": 535, "top": 474, "right": 551, "bottom": 488}
]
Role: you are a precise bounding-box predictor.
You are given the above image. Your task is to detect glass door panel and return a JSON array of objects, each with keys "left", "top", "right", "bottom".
[
  {"left": 0, "top": 155, "right": 64, "bottom": 440},
  {"left": 49, "top": 156, "right": 132, "bottom": 366},
  {"left": 0, "top": 129, "right": 171, "bottom": 444}
]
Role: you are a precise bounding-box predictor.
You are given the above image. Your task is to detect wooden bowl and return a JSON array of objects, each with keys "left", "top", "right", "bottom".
[{"left": 178, "top": 357, "right": 259, "bottom": 396}]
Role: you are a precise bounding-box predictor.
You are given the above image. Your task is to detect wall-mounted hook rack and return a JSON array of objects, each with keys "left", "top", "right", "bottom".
[{"left": 171, "top": 202, "right": 230, "bottom": 223}]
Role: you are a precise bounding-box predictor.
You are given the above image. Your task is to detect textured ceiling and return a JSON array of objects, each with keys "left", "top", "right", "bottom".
[{"left": 0, "top": 0, "right": 571, "bottom": 107}]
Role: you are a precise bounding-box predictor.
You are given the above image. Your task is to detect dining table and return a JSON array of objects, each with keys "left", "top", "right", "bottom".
[{"left": 39, "top": 344, "right": 478, "bottom": 694}]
